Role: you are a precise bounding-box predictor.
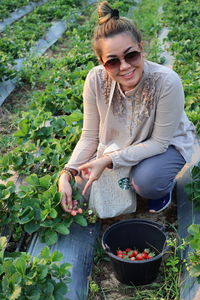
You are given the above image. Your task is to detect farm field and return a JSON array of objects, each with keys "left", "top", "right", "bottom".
[{"left": 0, "top": 0, "right": 199, "bottom": 299}]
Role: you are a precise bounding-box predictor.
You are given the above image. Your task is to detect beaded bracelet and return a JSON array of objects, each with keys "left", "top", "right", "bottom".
[{"left": 60, "top": 168, "right": 74, "bottom": 181}]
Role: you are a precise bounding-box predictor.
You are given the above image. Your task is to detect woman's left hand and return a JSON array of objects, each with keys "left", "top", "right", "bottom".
[{"left": 78, "top": 156, "right": 112, "bottom": 195}]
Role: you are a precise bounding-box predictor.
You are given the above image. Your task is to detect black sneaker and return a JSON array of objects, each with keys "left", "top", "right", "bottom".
[{"left": 148, "top": 191, "right": 172, "bottom": 213}]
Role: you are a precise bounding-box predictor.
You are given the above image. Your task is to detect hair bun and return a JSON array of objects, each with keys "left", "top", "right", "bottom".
[
  {"left": 111, "top": 9, "right": 119, "bottom": 18},
  {"left": 98, "top": 1, "right": 118, "bottom": 24}
]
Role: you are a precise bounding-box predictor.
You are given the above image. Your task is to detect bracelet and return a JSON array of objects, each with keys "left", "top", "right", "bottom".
[{"left": 60, "top": 168, "right": 74, "bottom": 181}]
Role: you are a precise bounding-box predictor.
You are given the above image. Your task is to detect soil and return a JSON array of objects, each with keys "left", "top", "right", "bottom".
[{"left": 89, "top": 190, "right": 178, "bottom": 300}]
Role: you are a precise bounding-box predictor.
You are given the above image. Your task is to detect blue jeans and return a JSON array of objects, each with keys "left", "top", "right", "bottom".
[{"left": 129, "top": 146, "right": 186, "bottom": 199}]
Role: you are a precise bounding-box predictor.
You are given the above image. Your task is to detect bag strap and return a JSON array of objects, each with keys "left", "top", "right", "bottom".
[
  {"left": 108, "top": 80, "right": 116, "bottom": 107},
  {"left": 100, "top": 80, "right": 116, "bottom": 142}
]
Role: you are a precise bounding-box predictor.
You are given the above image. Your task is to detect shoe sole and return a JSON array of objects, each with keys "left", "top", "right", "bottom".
[{"left": 149, "top": 194, "right": 172, "bottom": 214}]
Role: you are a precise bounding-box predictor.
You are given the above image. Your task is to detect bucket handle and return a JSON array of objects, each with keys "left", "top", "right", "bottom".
[
  {"left": 103, "top": 242, "right": 112, "bottom": 254},
  {"left": 115, "top": 219, "right": 166, "bottom": 232}
]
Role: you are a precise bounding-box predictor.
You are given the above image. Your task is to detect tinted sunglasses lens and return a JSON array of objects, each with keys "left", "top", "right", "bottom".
[
  {"left": 104, "top": 58, "right": 120, "bottom": 70},
  {"left": 125, "top": 51, "right": 141, "bottom": 64}
]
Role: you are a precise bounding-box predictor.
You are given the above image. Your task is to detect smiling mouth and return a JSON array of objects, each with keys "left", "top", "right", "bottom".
[{"left": 120, "top": 70, "right": 135, "bottom": 78}]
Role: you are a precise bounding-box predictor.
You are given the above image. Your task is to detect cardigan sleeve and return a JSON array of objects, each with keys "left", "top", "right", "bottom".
[
  {"left": 65, "top": 69, "right": 100, "bottom": 172},
  {"left": 109, "top": 71, "right": 185, "bottom": 168}
]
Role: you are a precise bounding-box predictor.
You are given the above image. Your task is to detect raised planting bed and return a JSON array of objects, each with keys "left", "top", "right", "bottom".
[
  {"left": 0, "top": 0, "right": 49, "bottom": 32},
  {"left": 176, "top": 139, "right": 200, "bottom": 300}
]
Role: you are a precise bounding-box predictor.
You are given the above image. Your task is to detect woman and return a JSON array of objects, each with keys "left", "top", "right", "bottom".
[{"left": 59, "top": 1, "right": 195, "bottom": 215}]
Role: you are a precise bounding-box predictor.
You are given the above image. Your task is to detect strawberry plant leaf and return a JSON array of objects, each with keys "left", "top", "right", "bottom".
[
  {"left": 26, "top": 174, "right": 39, "bottom": 186},
  {"left": 41, "top": 219, "right": 54, "bottom": 227},
  {"left": 39, "top": 175, "right": 51, "bottom": 189},
  {"left": 24, "top": 222, "right": 40, "bottom": 234},
  {"left": 38, "top": 265, "right": 48, "bottom": 280},
  {"left": 51, "top": 251, "right": 64, "bottom": 262},
  {"left": 14, "top": 257, "right": 26, "bottom": 277},
  {"left": 190, "top": 265, "right": 200, "bottom": 278},
  {"left": 44, "top": 229, "right": 58, "bottom": 246},
  {"left": 63, "top": 218, "right": 73, "bottom": 228},
  {"left": 54, "top": 224, "right": 70, "bottom": 235},
  {"left": 43, "top": 281, "right": 54, "bottom": 295},
  {"left": 187, "top": 224, "right": 200, "bottom": 235},
  {"left": 18, "top": 206, "right": 34, "bottom": 224},
  {"left": 54, "top": 282, "right": 68, "bottom": 300},
  {"left": 50, "top": 208, "right": 58, "bottom": 219},
  {"left": 39, "top": 246, "right": 50, "bottom": 260},
  {"left": 66, "top": 110, "right": 83, "bottom": 124},
  {"left": 26, "top": 288, "right": 41, "bottom": 300},
  {"left": 74, "top": 215, "right": 87, "bottom": 227}
]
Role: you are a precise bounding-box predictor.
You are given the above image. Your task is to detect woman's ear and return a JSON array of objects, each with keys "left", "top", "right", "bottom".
[
  {"left": 98, "top": 57, "right": 103, "bottom": 64},
  {"left": 139, "top": 41, "right": 144, "bottom": 51}
]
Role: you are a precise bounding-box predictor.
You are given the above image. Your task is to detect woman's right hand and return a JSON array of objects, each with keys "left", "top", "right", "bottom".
[{"left": 58, "top": 173, "right": 73, "bottom": 212}]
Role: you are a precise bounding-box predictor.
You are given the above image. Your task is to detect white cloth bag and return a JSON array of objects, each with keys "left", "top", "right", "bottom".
[{"left": 88, "top": 81, "right": 137, "bottom": 218}]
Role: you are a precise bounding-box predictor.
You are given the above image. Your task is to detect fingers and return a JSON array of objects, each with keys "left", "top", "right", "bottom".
[
  {"left": 79, "top": 163, "right": 90, "bottom": 171},
  {"left": 82, "top": 179, "right": 93, "bottom": 196},
  {"left": 79, "top": 166, "right": 91, "bottom": 179},
  {"left": 60, "top": 193, "right": 72, "bottom": 212}
]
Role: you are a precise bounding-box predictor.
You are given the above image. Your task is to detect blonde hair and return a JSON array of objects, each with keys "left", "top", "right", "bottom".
[{"left": 93, "top": 1, "right": 141, "bottom": 58}]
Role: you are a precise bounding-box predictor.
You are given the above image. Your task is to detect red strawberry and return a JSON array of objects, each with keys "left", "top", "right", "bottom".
[
  {"left": 142, "top": 252, "right": 148, "bottom": 259},
  {"left": 130, "top": 257, "right": 136, "bottom": 261},
  {"left": 71, "top": 210, "right": 77, "bottom": 216},
  {"left": 125, "top": 248, "right": 132, "bottom": 252},
  {"left": 132, "top": 250, "right": 138, "bottom": 257},
  {"left": 77, "top": 208, "right": 83, "bottom": 214},
  {"left": 136, "top": 253, "right": 144, "bottom": 260}
]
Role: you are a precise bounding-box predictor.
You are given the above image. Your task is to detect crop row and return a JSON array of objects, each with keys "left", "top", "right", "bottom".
[
  {"left": 163, "top": 0, "right": 200, "bottom": 135},
  {"left": 120, "top": 0, "right": 200, "bottom": 287},
  {"left": 0, "top": 0, "right": 42, "bottom": 21},
  {"left": 163, "top": 0, "right": 200, "bottom": 284},
  {"left": 0, "top": 1, "right": 100, "bottom": 296},
  {"left": 0, "top": 0, "right": 84, "bottom": 82}
]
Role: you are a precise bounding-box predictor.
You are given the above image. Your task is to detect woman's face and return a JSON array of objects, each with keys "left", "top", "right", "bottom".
[{"left": 100, "top": 33, "right": 144, "bottom": 91}]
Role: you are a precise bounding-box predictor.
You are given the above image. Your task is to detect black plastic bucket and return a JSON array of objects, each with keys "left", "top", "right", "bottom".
[{"left": 102, "top": 219, "right": 168, "bottom": 286}]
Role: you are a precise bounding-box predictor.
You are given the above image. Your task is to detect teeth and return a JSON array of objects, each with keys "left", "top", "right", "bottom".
[{"left": 122, "top": 70, "right": 134, "bottom": 76}]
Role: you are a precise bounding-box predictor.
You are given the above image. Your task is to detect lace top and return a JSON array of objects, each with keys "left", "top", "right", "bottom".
[{"left": 66, "top": 60, "right": 195, "bottom": 171}]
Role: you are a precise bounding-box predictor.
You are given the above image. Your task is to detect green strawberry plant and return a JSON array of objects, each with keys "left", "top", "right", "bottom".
[
  {"left": 163, "top": 1, "right": 200, "bottom": 285},
  {"left": 186, "top": 224, "right": 200, "bottom": 283},
  {"left": 0, "top": 1, "right": 41, "bottom": 21},
  {"left": 163, "top": 0, "right": 200, "bottom": 134},
  {"left": 185, "top": 161, "right": 200, "bottom": 211},
  {"left": 0, "top": 51, "right": 17, "bottom": 81},
  {"left": 130, "top": 0, "right": 165, "bottom": 64},
  {"left": 0, "top": 237, "right": 72, "bottom": 300},
  {"left": 0, "top": 174, "right": 88, "bottom": 246},
  {"left": 0, "top": 112, "right": 82, "bottom": 179},
  {"left": 17, "top": 173, "right": 87, "bottom": 245},
  {"left": 0, "top": 143, "right": 38, "bottom": 180},
  {"left": 0, "top": 182, "right": 21, "bottom": 227},
  {"left": 0, "top": 0, "right": 85, "bottom": 82}
]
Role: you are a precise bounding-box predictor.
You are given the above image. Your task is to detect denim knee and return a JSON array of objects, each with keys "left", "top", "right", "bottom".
[{"left": 130, "top": 172, "right": 173, "bottom": 199}]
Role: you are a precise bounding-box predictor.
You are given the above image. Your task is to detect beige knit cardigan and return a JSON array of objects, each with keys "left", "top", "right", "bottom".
[{"left": 65, "top": 60, "right": 195, "bottom": 172}]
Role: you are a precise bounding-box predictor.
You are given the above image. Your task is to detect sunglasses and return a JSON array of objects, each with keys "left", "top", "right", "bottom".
[{"left": 103, "top": 50, "right": 141, "bottom": 72}]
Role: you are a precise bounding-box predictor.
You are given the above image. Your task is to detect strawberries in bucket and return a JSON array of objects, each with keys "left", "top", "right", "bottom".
[{"left": 116, "top": 247, "right": 155, "bottom": 261}]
